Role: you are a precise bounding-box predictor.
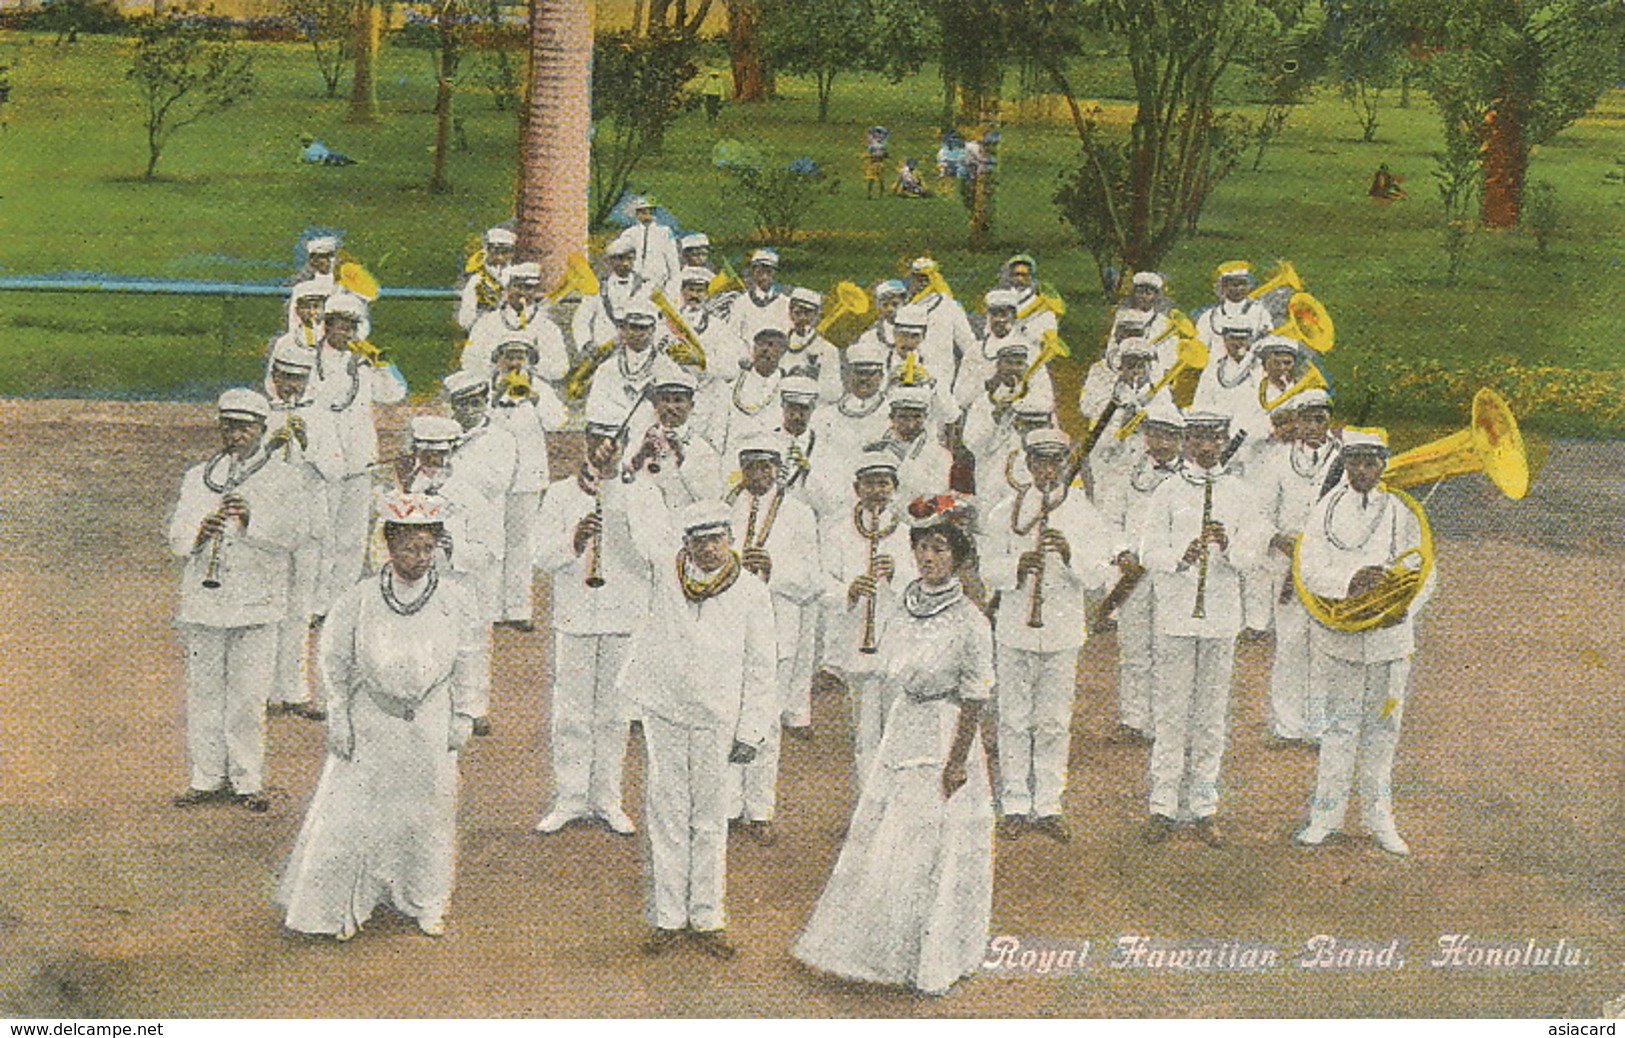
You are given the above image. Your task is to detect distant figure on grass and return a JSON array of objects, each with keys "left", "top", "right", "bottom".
[
  {"left": 701, "top": 71, "right": 726, "bottom": 126},
  {"left": 1368, "top": 163, "right": 1407, "bottom": 203},
  {"left": 300, "top": 136, "right": 357, "bottom": 167},
  {"left": 895, "top": 158, "right": 930, "bottom": 199},
  {"left": 863, "top": 126, "right": 890, "bottom": 199}
]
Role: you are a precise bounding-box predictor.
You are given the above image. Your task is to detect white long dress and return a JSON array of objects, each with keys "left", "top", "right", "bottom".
[
  {"left": 793, "top": 581, "right": 995, "bottom": 996},
  {"left": 276, "top": 566, "right": 486, "bottom": 938}
]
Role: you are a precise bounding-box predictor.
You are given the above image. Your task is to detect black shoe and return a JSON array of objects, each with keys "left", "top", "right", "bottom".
[
  {"left": 1142, "top": 815, "right": 1176, "bottom": 845},
  {"left": 236, "top": 792, "right": 271, "bottom": 813},
  {"left": 1032, "top": 815, "right": 1072, "bottom": 844},
  {"left": 308, "top": 615, "right": 326, "bottom": 630},
  {"left": 508, "top": 620, "right": 535, "bottom": 632},
  {"left": 746, "top": 820, "right": 777, "bottom": 846},
  {"left": 1109, "top": 723, "right": 1152, "bottom": 746},
  {"left": 266, "top": 702, "right": 295, "bottom": 717},
  {"left": 783, "top": 725, "right": 814, "bottom": 743},
  {"left": 172, "top": 787, "right": 227, "bottom": 808},
  {"left": 996, "top": 814, "right": 1028, "bottom": 840},
  {"left": 1192, "top": 817, "right": 1224, "bottom": 847},
  {"left": 690, "top": 930, "right": 738, "bottom": 960},
  {"left": 640, "top": 927, "right": 684, "bottom": 956},
  {"left": 471, "top": 717, "right": 492, "bottom": 737},
  {"left": 291, "top": 704, "right": 327, "bottom": 722}
]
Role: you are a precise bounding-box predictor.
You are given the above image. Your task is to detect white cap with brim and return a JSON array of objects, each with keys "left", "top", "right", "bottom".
[
  {"left": 888, "top": 386, "right": 932, "bottom": 413},
  {"left": 652, "top": 358, "right": 698, "bottom": 393},
  {"left": 854, "top": 446, "right": 900, "bottom": 480},
  {"left": 893, "top": 304, "right": 928, "bottom": 331},
  {"left": 305, "top": 236, "right": 339, "bottom": 256},
  {"left": 322, "top": 294, "right": 368, "bottom": 322},
  {"left": 290, "top": 279, "right": 329, "bottom": 303},
  {"left": 1221, "top": 323, "right": 1255, "bottom": 339},
  {"left": 678, "top": 233, "right": 710, "bottom": 251},
  {"left": 1341, "top": 427, "right": 1390, "bottom": 455},
  {"left": 779, "top": 375, "right": 820, "bottom": 405},
  {"left": 584, "top": 396, "right": 631, "bottom": 438},
  {"left": 1132, "top": 271, "right": 1165, "bottom": 290},
  {"left": 846, "top": 342, "right": 887, "bottom": 369},
  {"left": 503, "top": 262, "right": 543, "bottom": 286},
  {"left": 995, "top": 338, "right": 1032, "bottom": 360},
  {"left": 1024, "top": 428, "right": 1072, "bottom": 457},
  {"left": 1117, "top": 337, "right": 1156, "bottom": 362},
  {"left": 1012, "top": 397, "right": 1052, "bottom": 420},
  {"left": 909, "top": 256, "right": 938, "bottom": 274},
  {"left": 1255, "top": 335, "right": 1300, "bottom": 358},
  {"left": 1182, "top": 410, "right": 1231, "bottom": 432},
  {"left": 1140, "top": 399, "right": 1185, "bottom": 430},
  {"left": 985, "top": 289, "right": 1019, "bottom": 312},
  {"left": 218, "top": 388, "right": 271, "bottom": 423},
  {"left": 735, "top": 432, "right": 783, "bottom": 463},
  {"left": 874, "top": 279, "right": 907, "bottom": 301},
  {"left": 412, "top": 415, "right": 463, "bottom": 447},
  {"left": 269, "top": 339, "right": 316, "bottom": 373},
  {"left": 442, "top": 369, "right": 489, "bottom": 399},
  {"left": 748, "top": 248, "right": 780, "bottom": 268},
  {"left": 380, "top": 491, "right": 447, "bottom": 526},
  {"left": 621, "top": 301, "right": 659, "bottom": 327},
  {"left": 492, "top": 339, "right": 540, "bottom": 365},
  {"left": 679, "top": 265, "right": 714, "bottom": 286},
  {"left": 1288, "top": 388, "right": 1332, "bottom": 412},
  {"left": 484, "top": 227, "right": 518, "bottom": 247},
  {"left": 681, "top": 499, "right": 733, "bottom": 537},
  {"left": 789, "top": 287, "right": 823, "bottom": 310}
]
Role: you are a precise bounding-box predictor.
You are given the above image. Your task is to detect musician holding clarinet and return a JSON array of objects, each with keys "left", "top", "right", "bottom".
[
  {"left": 531, "top": 397, "right": 661, "bottom": 836},
  {"left": 1137, "top": 410, "right": 1268, "bottom": 847},
  {"left": 168, "top": 388, "right": 304, "bottom": 813},
  {"left": 979, "top": 429, "right": 1115, "bottom": 844}
]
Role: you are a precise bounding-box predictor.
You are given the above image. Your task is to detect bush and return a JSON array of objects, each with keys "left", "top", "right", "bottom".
[
  {"left": 33, "top": 0, "right": 127, "bottom": 39},
  {"left": 1524, "top": 180, "right": 1558, "bottom": 254},
  {"left": 720, "top": 157, "right": 839, "bottom": 246}
]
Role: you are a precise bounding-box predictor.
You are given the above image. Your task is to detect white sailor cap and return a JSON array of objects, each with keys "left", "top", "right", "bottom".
[
  {"left": 874, "top": 279, "right": 907, "bottom": 301},
  {"left": 322, "top": 293, "right": 368, "bottom": 322},
  {"left": 752, "top": 324, "right": 789, "bottom": 342},
  {"left": 679, "top": 265, "right": 715, "bottom": 286},
  {"left": 651, "top": 357, "right": 698, "bottom": 393},
  {"left": 411, "top": 415, "right": 463, "bottom": 447},
  {"left": 1023, "top": 428, "right": 1072, "bottom": 457},
  {"left": 491, "top": 338, "right": 539, "bottom": 364},
  {"left": 789, "top": 287, "right": 823, "bottom": 310},
  {"left": 604, "top": 235, "right": 638, "bottom": 258},
  {"left": 621, "top": 300, "right": 659, "bottom": 327},
  {"left": 779, "top": 375, "right": 820, "bottom": 405},
  {"left": 680, "top": 499, "right": 733, "bottom": 537},
  {"left": 1288, "top": 387, "right": 1332, "bottom": 412},
  {"left": 994, "top": 337, "right": 1032, "bottom": 360},
  {"left": 484, "top": 227, "right": 518, "bottom": 248},
  {"left": 846, "top": 341, "right": 887, "bottom": 369},
  {"left": 1341, "top": 426, "right": 1390, "bottom": 456},
  {"left": 305, "top": 236, "right": 339, "bottom": 256},
  {"left": 984, "top": 289, "right": 1019, "bottom": 313},
  {"left": 442, "top": 369, "right": 489, "bottom": 400},
  {"left": 853, "top": 446, "right": 900, "bottom": 479},
  {"left": 217, "top": 387, "right": 271, "bottom": 422},
  {"left": 736, "top": 432, "right": 783, "bottom": 463},
  {"left": 1139, "top": 399, "right": 1185, "bottom": 430},
  {"left": 1182, "top": 410, "right": 1231, "bottom": 432},
  {"left": 290, "top": 279, "right": 329, "bottom": 303},
  {"left": 1114, "top": 314, "right": 1149, "bottom": 336},
  {"left": 678, "top": 232, "right": 710, "bottom": 251},
  {"left": 888, "top": 386, "right": 932, "bottom": 413},
  {"left": 1011, "top": 396, "right": 1052, "bottom": 420},
  {"left": 269, "top": 339, "right": 316, "bottom": 373},
  {"left": 584, "top": 396, "right": 631, "bottom": 438},
  {"left": 1131, "top": 271, "right": 1165, "bottom": 290},
  {"left": 909, "top": 256, "right": 938, "bottom": 274},
  {"left": 379, "top": 491, "right": 447, "bottom": 526},
  {"left": 503, "top": 262, "right": 543, "bottom": 286},
  {"left": 1117, "top": 337, "right": 1157, "bottom": 362},
  {"left": 893, "top": 304, "right": 928, "bottom": 332},
  {"left": 1220, "top": 323, "right": 1256, "bottom": 339},
  {"left": 1255, "top": 335, "right": 1300, "bottom": 358},
  {"left": 747, "top": 248, "right": 780, "bottom": 268},
  {"left": 627, "top": 194, "right": 653, "bottom": 211},
  {"left": 1215, "top": 261, "right": 1253, "bottom": 284}
]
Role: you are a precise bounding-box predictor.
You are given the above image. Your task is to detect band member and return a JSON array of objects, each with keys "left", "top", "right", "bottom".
[
  {"left": 169, "top": 388, "right": 304, "bottom": 812},
  {"left": 263, "top": 341, "right": 330, "bottom": 721},
  {"left": 904, "top": 256, "right": 973, "bottom": 388},
  {"left": 953, "top": 288, "right": 1032, "bottom": 410},
  {"left": 1256, "top": 390, "right": 1340, "bottom": 741},
  {"left": 980, "top": 429, "right": 1114, "bottom": 842},
  {"left": 964, "top": 391, "right": 1053, "bottom": 514},
  {"left": 1000, "top": 253, "right": 1059, "bottom": 344},
  {"left": 783, "top": 287, "right": 842, "bottom": 403},
  {"left": 1250, "top": 336, "right": 1308, "bottom": 449},
  {"left": 878, "top": 386, "right": 953, "bottom": 507},
  {"left": 305, "top": 293, "right": 407, "bottom": 616},
  {"left": 464, "top": 263, "right": 569, "bottom": 384},
  {"left": 293, "top": 235, "right": 338, "bottom": 285},
  {"left": 724, "top": 434, "right": 821, "bottom": 844},
  {"left": 851, "top": 279, "right": 907, "bottom": 359},
  {"left": 487, "top": 341, "right": 557, "bottom": 630},
  {"left": 1093, "top": 401, "right": 1184, "bottom": 740},
  {"left": 532, "top": 401, "right": 659, "bottom": 835},
  {"left": 573, "top": 238, "right": 646, "bottom": 352},
  {"left": 277, "top": 490, "right": 486, "bottom": 940},
  {"left": 614, "top": 195, "right": 681, "bottom": 289},
  {"left": 823, "top": 341, "right": 892, "bottom": 464},
  {"left": 456, "top": 226, "right": 516, "bottom": 332},
  {"left": 586, "top": 301, "right": 667, "bottom": 419},
  {"left": 1112, "top": 271, "right": 1173, "bottom": 368},
  {"left": 719, "top": 326, "right": 788, "bottom": 457},
  {"left": 627, "top": 360, "right": 724, "bottom": 509},
  {"left": 622, "top": 500, "right": 776, "bottom": 959},
  {"left": 674, "top": 265, "right": 746, "bottom": 440},
  {"left": 1293, "top": 429, "right": 1431, "bottom": 857},
  {"left": 1139, "top": 411, "right": 1267, "bottom": 846},
  {"left": 1194, "top": 262, "right": 1273, "bottom": 347},
  {"left": 771, "top": 375, "right": 836, "bottom": 524},
  {"left": 885, "top": 304, "right": 960, "bottom": 437},
  {"left": 728, "top": 249, "right": 792, "bottom": 350},
  {"left": 281, "top": 281, "right": 329, "bottom": 347},
  {"left": 1190, "top": 323, "right": 1267, "bottom": 436},
  {"left": 821, "top": 447, "right": 918, "bottom": 793},
  {"left": 440, "top": 372, "right": 518, "bottom": 625},
  {"left": 670, "top": 232, "right": 713, "bottom": 295},
  {"left": 1082, "top": 338, "right": 1162, "bottom": 484}
]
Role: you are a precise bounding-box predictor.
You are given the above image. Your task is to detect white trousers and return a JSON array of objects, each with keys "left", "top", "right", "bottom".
[
  {"left": 995, "top": 645, "right": 1079, "bottom": 817},
  {"left": 320, "top": 477, "right": 372, "bottom": 613},
  {"left": 727, "top": 656, "right": 797, "bottom": 822},
  {"left": 643, "top": 714, "right": 731, "bottom": 931},
  {"left": 1115, "top": 579, "right": 1155, "bottom": 733},
  {"left": 1307, "top": 653, "right": 1410, "bottom": 833},
  {"left": 1148, "top": 634, "right": 1235, "bottom": 820},
  {"left": 502, "top": 491, "right": 539, "bottom": 622},
  {"left": 271, "top": 544, "right": 322, "bottom": 707},
  {"left": 181, "top": 623, "right": 275, "bottom": 794},
  {"left": 1240, "top": 567, "right": 1275, "bottom": 632},
  {"left": 778, "top": 609, "right": 818, "bottom": 729},
  {"left": 549, "top": 632, "right": 630, "bottom": 816},
  {"left": 1268, "top": 596, "right": 1325, "bottom": 740},
  {"left": 844, "top": 671, "right": 897, "bottom": 797}
]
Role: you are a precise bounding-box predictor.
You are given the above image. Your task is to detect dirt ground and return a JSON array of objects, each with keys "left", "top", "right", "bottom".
[{"left": 0, "top": 399, "right": 1621, "bottom": 1019}]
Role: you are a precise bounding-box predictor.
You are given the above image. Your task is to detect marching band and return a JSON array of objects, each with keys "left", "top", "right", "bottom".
[{"left": 163, "top": 224, "right": 1528, "bottom": 995}]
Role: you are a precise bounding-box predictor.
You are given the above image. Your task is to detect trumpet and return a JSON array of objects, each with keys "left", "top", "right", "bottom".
[
  {"left": 853, "top": 501, "right": 897, "bottom": 654},
  {"left": 497, "top": 367, "right": 534, "bottom": 402},
  {"left": 349, "top": 339, "right": 390, "bottom": 368}
]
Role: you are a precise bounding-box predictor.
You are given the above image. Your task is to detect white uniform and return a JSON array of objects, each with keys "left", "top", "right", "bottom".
[
  {"left": 622, "top": 546, "right": 776, "bottom": 933},
  {"left": 585, "top": 342, "right": 665, "bottom": 422},
  {"left": 728, "top": 286, "right": 793, "bottom": 352},
  {"left": 573, "top": 271, "right": 649, "bottom": 351},
  {"left": 951, "top": 328, "right": 1031, "bottom": 411},
  {"left": 913, "top": 291, "right": 975, "bottom": 393},
  {"left": 487, "top": 392, "right": 552, "bottom": 624},
  {"left": 456, "top": 267, "right": 505, "bottom": 332},
  {"left": 981, "top": 487, "right": 1114, "bottom": 818},
  {"left": 445, "top": 420, "right": 517, "bottom": 621},
  {"left": 620, "top": 222, "right": 681, "bottom": 289},
  {"left": 1195, "top": 297, "right": 1273, "bottom": 347},
  {"left": 716, "top": 368, "right": 783, "bottom": 462},
  {"left": 1190, "top": 357, "right": 1269, "bottom": 452},
  {"left": 877, "top": 432, "right": 954, "bottom": 506},
  {"left": 1299, "top": 480, "right": 1433, "bottom": 839},
  {"left": 781, "top": 327, "right": 844, "bottom": 403},
  {"left": 464, "top": 305, "right": 570, "bottom": 388},
  {"left": 1140, "top": 465, "right": 1267, "bottom": 821},
  {"left": 169, "top": 448, "right": 303, "bottom": 796},
  {"left": 638, "top": 422, "right": 726, "bottom": 510},
  {"left": 264, "top": 399, "right": 330, "bottom": 711}
]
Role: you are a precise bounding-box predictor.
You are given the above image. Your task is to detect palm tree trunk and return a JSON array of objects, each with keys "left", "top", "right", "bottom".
[
  {"left": 516, "top": 0, "right": 592, "bottom": 285},
  {"left": 347, "top": 0, "right": 379, "bottom": 123}
]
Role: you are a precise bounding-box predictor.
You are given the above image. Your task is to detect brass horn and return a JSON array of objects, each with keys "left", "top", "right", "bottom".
[
  {"left": 544, "top": 252, "right": 600, "bottom": 305},
  {"left": 650, "top": 287, "right": 709, "bottom": 371},
  {"left": 1116, "top": 336, "right": 1209, "bottom": 440},
  {"left": 1261, "top": 363, "right": 1329, "bottom": 411},
  {"left": 336, "top": 258, "right": 380, "bottom": 302},
  {"left": 1272, "top": 290, "right": 1336, "bottom": 353},
  {"left": 817, "top": 280, "right": 875, "bottom": 347}
]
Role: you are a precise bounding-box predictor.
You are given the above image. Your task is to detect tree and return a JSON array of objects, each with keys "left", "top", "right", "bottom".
[
  {"left": 127, "top": 15, "right": 255, "bottom": 179},
  {"left": 1022, "top": 0, "right": 1298, "bottom": 284},
  {"left": 284, "top": 0, "right": 351, "bottom": 98},
  {"left": 761, "top": 0, "right": 934, "bottom": 122},
  {"left": 1325, "top": 0, "right": 1410, "bottom": 142},
  {"left": 587, "top": 28, "right": 699, "bottom": 226},
  {"left": 427, "top": 0, "right": 462, "bottom": 194},
  {"left": 514, "top": 0, "right": 592, "bottom": 285},
  {"left": 723, "top": 0, "right": 768, "bottom": 101},
  {"left": 1407, "top": 0, "right": 1623, "bottom": 227},
  {"left": 346, "top": 0, "right": 380, "bottom": 123}
]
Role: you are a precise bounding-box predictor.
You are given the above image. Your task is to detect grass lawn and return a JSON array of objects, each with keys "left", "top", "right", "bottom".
[{"left": 1, "top": 30, "right": 1622, "bottom": 436}]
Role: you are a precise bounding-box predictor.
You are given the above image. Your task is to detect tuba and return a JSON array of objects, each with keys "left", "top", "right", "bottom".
[
  {"left": 1249, "top": 259, "right": 1302, "bottom": 325},
  {"left": 1292, "top": 388, "right": 1528, "bottom": 632},
  {"left": 1273, "top": 291, "right": 1335, "bottom": 353},
  {"left": 650, "top": 287, "right": 709, "bottom": 370},
  {"left": 817, "top": 280, "right": 876, "bottom": 347},
  {"left": 562, "top": 337, "right": 618, "bottom": 402},
  {"left": 1014, "top": 289, "right": 1066, "bottom": 323}
]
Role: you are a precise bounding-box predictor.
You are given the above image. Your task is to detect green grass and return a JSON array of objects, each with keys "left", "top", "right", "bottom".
[{"left": 1, "top": 31, "right": 1622, "bottom": 434}]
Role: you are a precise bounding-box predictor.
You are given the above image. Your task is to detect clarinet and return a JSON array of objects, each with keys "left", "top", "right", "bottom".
[
  {"left": 201, "top": 454, "right": 244, "bottom": 589},
  {"left": 1191, "top": 475, "right": 1214, "bottom": 619},
  {"left": 1026, "top": 505, "right": 1050, "bottom": 628},
  {"left": 584, "top": 479, "right": 606, "bottom": 589}
]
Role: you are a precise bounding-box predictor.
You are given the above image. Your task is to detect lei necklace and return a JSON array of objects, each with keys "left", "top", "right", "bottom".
[{"left": 381, "top": 562, "right": 439, "bottom": 616}]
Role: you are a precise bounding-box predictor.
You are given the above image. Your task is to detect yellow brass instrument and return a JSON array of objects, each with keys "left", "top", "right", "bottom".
[
  {"left": 1272, "top": 291, "right": 1335, "bottom": 353},
  {"left": 907, "top": 262, "right": 953, "bottom": 304},
  {"left": 895, "top": 351, "right": 931, "bottom": 387},
  {"left": 992, "top": 328, "right": 1069, "bottom": 409},
  {"left": 498, "top": 367, "right": 534, "bottom": 401},
  {"left": 561, "top": 337, "right": 618, "bottom": 402},
  {"left": 336, "top": 258, "right": 380, "bottom": 302},
  {"left": 817, "top": 280, "right": 876, "bottom": 347},
  {"left": 1014, "top": 289, "right": 1066, "bottom": 322},
  {"left": 1191, "top": 475, "right": 1215, "bottom": 619},
  {"left": 1116, "top": 335, "right": 1210, "bottom": 439},
  {"left": 1260, "top": 362, "right": 1329, "bottom": 411},
  {"left": 1249, "top": 259, "right": 1303, "bottom": 302},
  {"left": 1292, "top": 388, "right": 1527, "bottom": 632},
  {"left": 544, "top": 252, "right": 600, "bottom": 306},
  {"left": 650, "top": 287, "right": 709, "bottom": 370},
  {"left": 854, "top": 501, "right": 897, "bottom": 655},
  {"left": 708, "top": 255, "right": 746, "bottom": 298}
]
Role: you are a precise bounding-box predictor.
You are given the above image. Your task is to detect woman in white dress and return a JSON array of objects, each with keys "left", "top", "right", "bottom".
[
  {"left": 794, "top": 496, "right": 995, "bottom": 996},
  {"left": 277, "top": 491, "right": 487, "bottom": 940}
]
